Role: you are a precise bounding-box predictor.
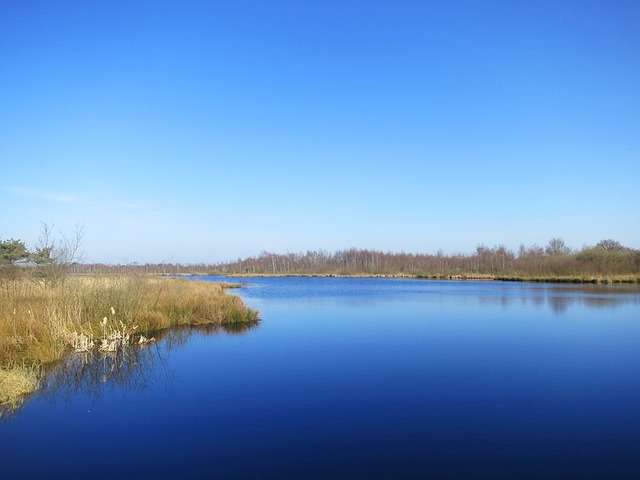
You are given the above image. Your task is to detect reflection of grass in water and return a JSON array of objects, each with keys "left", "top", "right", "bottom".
[
  {"left": 0, "top": 276, "right": 259, "bottom": 412},
  {"left": 40, "top": 343, "right": 163, "bottom": 405},
  {"left": 36, "top": 321, "right": 262, "bottom": 408},
  {"left": 191, "top": 320, "right": 260, "bottom": 336}
]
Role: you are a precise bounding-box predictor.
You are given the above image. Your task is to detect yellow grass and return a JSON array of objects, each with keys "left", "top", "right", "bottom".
[
  {"left": 0, "top": 364, "right": 41, "bottom": 413},
  {"left": 0, "top": 275, "right": 258, "bottom": 408}
]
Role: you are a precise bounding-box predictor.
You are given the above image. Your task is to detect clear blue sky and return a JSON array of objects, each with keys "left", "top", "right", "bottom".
[{"left": 1, "top": 1, "right": 639, "bottom": 263}]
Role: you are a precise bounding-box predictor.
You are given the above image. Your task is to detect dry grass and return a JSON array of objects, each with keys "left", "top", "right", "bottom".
[
  {"left": 0, "top": 275, "right": 258, "bottom": 408},
  {"left": 0, "top": 364, "right": 42, "bottom": 414}
]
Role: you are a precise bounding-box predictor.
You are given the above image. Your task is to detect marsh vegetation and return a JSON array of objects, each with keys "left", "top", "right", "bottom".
[{"left": 0, "top": 275, "right": 258, "bottom": 411}]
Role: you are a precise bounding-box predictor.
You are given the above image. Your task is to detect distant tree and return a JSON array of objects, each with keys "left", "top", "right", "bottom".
[
  {"left": 31, "top": 244, "right": 56, "bottom": 268},
  {"left": 516, "top": 243, "right": 547, "bottom": 276},
  {"left": 472, "top": 244, "right": 514, "bottom": 273},
  {"left": 518, "top": 244, "right": 544, "bottom": 258},
  {"left": 545, "top": 238, "right": 571, "bottom": 256},
  {"left": 0, "top": 238, "right": 29, "bottom": 289},
  {"left": 517, "top": 244, "right": 526, "bottom": 258},
  {"left": 596, "top": 239, "right": 624, "bottom": 251},
  {"left": 0, "top": 238, "right": 28, "bottom": 265},
  {"left": 31, "top": 223, "right": 84, "bottom": 286}
]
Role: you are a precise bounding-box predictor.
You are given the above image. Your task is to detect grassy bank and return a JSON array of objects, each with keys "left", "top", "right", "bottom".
[{"left": 0, "top": 276, "right": 258, "bottom": 410}]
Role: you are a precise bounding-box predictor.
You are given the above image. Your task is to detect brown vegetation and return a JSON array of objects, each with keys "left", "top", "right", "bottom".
[
  {"left": 55, "top": 239, "right": 639, "bottom": 282},
  {"left": 206, "top": 239, "right": 640, "bottom": 281}
]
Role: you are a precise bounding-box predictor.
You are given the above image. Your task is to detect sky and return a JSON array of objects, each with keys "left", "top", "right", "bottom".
[{"left": 1, "top": 0, "right": 639, "bottom": 264}]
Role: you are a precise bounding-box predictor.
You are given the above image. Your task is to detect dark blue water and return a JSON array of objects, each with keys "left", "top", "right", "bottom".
[{"left": 2, "top": 277, "right": 640, "bottom": 479}]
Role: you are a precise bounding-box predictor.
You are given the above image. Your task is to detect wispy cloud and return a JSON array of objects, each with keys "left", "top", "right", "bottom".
[
  {"left": 8, "top": 187, "right": 80, "bottom": 203},
  {"left": 7, "top": 184, "right": 172, "bottom": 219}
]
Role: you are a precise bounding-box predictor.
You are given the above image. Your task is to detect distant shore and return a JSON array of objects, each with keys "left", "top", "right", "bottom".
[{"left": 190, "top": 272, "right": 640, "bottom": 284}]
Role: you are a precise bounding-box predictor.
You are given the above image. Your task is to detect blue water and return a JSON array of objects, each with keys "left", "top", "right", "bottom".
[{"left": 2, "top": 277, "right": 640, "bottom": 479}]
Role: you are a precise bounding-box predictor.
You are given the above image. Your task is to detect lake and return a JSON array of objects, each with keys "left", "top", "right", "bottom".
[{"left": 2, "top": 277, "right": 640, "bottom": 479}]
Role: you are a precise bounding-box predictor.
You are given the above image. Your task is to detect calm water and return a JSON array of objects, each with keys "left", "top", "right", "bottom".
[{"left": 2, "top": 277, "right": 640, "bottom": 479}]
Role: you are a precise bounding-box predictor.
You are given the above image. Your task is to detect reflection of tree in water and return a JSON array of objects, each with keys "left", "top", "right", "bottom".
[
  {"left": 39, "top": 321, "right": 260, "bottom": 405},
  {"left": 547, "top": 295, "right": 571, "bottom": 314},
  {"left": 476, "top": 285, "right": 639, "bottom": 315},
  {"left": 546, "top": 289, "right": 639, "bottom": 315}
]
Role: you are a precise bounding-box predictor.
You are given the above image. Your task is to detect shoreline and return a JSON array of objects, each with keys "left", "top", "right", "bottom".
[
  {"left": 201, "top": 272, "right": 640, "bottom": 284},
  {"left": 0, "top": 276, "right": 258, "bottom": 413}
]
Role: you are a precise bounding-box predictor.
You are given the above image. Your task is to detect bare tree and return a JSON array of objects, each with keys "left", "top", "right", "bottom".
[
  {"left": 545, "top": 238, "right": 571, "bottom": 256},
  {"left": 596, "top": 239, "right": 624, "bottom": 251},
  {"left": 32, "top": 223, "right": 84, "bottom": 285}
]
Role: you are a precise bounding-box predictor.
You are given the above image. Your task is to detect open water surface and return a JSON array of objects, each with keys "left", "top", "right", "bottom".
[{"left": 2, "top": 277, "right": 640, "bottom": 479}]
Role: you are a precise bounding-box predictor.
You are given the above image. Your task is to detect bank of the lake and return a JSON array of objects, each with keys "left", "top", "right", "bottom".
[
  {"left": 0, "top": 276, "right": 258, "bottom": 411},
  {"left": 216, "top": 272, "right": 640, "bottom": 284}
]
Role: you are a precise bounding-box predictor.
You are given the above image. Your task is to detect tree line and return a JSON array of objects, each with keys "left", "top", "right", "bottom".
[
  {"left": 2, "top": 232, "right": 639, "bottom": 280},
  {"left": 207, "top": 238, "right": 639, "bottom": 279}
]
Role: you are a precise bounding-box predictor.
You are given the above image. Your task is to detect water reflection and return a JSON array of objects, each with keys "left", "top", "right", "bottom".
[
  {"left": 472, "top": 284, "right": 640, "bottom": 315},
  {"left": 29, "top": 321, "right": 259, "bottom": 410},
  {"left": 41, "top": 339, "right": 168, "bottom": 404},
  {"left": 2, "top": 279, "right": 640, "bottom": 479},
  {"left": 479, "top": 293, "right": 636, "bottom": 314},
  {"left": 235, "top": 277, "right": 640, "bottom": 316}
]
